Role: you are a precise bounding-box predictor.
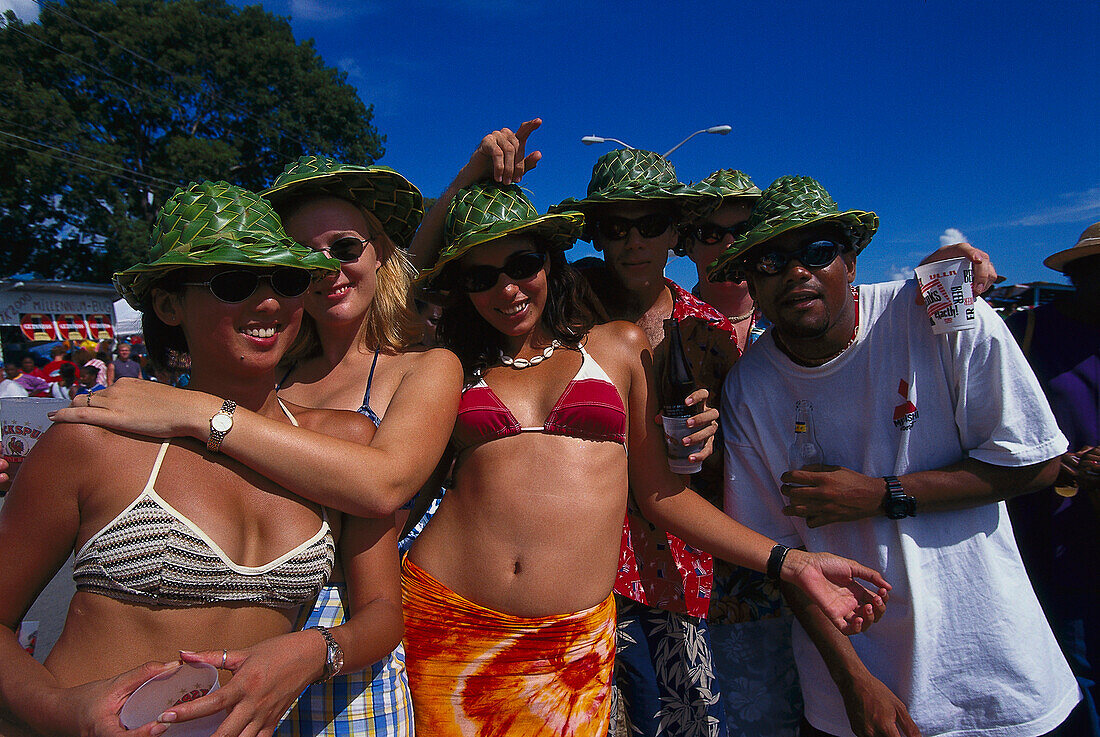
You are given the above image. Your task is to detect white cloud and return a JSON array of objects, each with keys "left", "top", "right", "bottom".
[
  {"left": 1011, "top": 186, "right": 1100, "bottom": 227},
  {"left": 0, "top": 0, "right": 39, "bottom": 23},
  {"left": 888, "top": 264, "right": 913, "bottom": 281},
  {"left": 939, "top": 228, "right": 970, "bottom": 247}
]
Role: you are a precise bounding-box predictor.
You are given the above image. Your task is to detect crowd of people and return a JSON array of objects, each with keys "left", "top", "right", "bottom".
[
  {"left": 0, "top": 119, "right": 1094, "bottom": 737},
  {"left": 0, "top": 340, "right": 153, "bottom": 401}
]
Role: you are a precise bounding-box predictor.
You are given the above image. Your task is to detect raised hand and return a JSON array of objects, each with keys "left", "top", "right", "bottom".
[{"left": 465, "top": 119, "right": 543, "bottom": 186}]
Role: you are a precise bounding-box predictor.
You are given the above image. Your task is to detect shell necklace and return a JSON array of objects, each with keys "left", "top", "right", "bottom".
[{"left": 499, "top": 340, "right": 562, "bottom": 369}]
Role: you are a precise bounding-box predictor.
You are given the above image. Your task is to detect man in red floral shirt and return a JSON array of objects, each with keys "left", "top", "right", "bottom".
[{"left": 554, "top": 148, "right": 741, "bottom": 736}]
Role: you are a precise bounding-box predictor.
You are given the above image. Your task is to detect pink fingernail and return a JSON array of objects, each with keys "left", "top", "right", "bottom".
[
  {"left": 151, "top": 724, "right": 169, "bottom": 736},
  {"left": 158, "top": 710, "right": 177, "bottom": 723}
]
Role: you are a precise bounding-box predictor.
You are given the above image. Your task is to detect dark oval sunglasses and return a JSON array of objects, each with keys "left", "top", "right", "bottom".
[
  {"left": 320, "top": 236, "right": 371, "bottom": 263},
  {"left": 746, "top": 240, "right": 844, "bottom": 275},
  {"left": 181, "top": 267, "right": 313, "bottom": 303},
  {"left": 594, "top": 212, "right": 673, "bottom": 241},
  {"left": 693, "top": 221, "right": 751, "bottom": 245},
  {"left": 459, "top": 251, "right": 547, "bottom": 294}
]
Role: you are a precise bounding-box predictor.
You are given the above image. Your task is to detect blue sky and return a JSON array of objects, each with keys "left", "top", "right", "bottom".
[{"left": 5, "top": 0, "right": 1098, "bottom": 288}]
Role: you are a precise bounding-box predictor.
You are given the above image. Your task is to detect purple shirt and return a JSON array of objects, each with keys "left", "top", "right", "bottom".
[{"left": 12, "top": 372, "right": 50, "bottom": 395}]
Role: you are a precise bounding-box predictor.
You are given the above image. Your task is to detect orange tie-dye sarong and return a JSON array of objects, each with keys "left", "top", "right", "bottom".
[{"left": 401, "top": 556, "right": 615, "bottom": 736}]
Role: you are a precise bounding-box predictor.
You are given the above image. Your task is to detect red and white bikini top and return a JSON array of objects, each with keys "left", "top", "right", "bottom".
[{"left": 453, "top": 345, "right": 627, "bottom": 452}]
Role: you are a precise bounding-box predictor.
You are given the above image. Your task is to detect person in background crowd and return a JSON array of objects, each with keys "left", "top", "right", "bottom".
[
  {"left": 1006, "top": 221, "right": 1100, "bottom": 737},
  {"left": 36, "top": 345, "right": 78, "bottom": 384},
  {"left": 107, "top": 341, "right": 143, "bottom": 385},
  {"left": 0, "top": 370, "right": 29, "bottom": 398},
  {"left": 4, "top": 360, "right": 50, "bottom": 397},
  {"left": 50, "top": 363, "right": 78, "bottom": 400},
  {"left": 73, "top": 364, "right": 106, "bottom": 396},
  {"left": 714, "top": 175, "right": 1080, "bottom": 737},
  {"left": 413, "top": 298, "right": 443, "bottom": 347}
]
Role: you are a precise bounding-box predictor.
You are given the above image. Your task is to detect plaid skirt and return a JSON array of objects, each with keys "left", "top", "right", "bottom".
[{"left": 276, "top": 583, "right": 414, "bottom": 736}]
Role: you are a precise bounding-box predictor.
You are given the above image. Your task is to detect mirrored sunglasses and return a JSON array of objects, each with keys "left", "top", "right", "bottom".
[
  {"left": 182, "top": 267, "right": 313, "bottom": 303},
  {"left": 747, "top": 240, "right": 844, "bottom": 275},
  {"left": 459, "top": 251, "right": 547, "bottom": 294},
  {"left": 594, "top": 212, "right": 673, "bottom": 241}
]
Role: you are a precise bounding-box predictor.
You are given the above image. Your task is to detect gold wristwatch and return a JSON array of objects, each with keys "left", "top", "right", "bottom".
[{"left": 207, "top": 399, "right": 237, "bottom": 453}]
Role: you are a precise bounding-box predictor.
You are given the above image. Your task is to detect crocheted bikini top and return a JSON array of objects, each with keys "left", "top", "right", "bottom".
[{"left": 72, "top": 399, "right": 333, "bottom": 609}]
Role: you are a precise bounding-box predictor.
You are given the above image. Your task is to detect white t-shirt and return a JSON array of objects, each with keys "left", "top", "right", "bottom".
[{"left": 722, "top": 280, "right": 1079, "bottom": 737}]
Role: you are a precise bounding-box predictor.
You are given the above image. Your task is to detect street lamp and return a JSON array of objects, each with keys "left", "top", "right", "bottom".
[
  {"left": 581, "top": 135, "right": 635, "bottom": 149},
  {"left": 662, "top": 125, "right": 731, "bottom": 158}
]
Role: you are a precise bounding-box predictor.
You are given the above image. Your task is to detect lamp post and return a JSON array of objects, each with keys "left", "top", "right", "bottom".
[
  {"left": 580, "top": 126, "right": 731, "bottom": 157},
  {"left": 661, "top": 125, "right": 731, "bottom": 158},
  {"left": 581, "top": 135, "right": 635, "bottom": 149}
]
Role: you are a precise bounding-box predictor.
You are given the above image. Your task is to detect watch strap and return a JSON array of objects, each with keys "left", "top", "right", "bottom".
[
  {"left": 883, "top": 475, "right": 916, "bottom": 519},
  {"left": 310, "top": 625, "right": 343, "bottom": 683},
  {"left": 206, "top": 399, "right": 237, "bottom": 453},
  {"left": 766, "top": 543, "right": 790, "bottom": 581}
]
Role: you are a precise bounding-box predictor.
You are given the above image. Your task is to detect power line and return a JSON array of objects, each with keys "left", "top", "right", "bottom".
[
  {"left": 0, "top": 128, "right": 180, "bottom": 188},
  {"left": 0, "top": 136, "right": 182, "bottom": 192},
  {"left": 29, "top": 0, "right": 318, "bottom": 154},
  {"left": 5, "top": 19, "right": 298, "bottom": 162}
]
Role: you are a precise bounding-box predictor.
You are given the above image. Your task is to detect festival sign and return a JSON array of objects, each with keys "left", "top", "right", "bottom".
[
  {"left": 19, "top": 313, "right": 58, "bottom": 341},
  {"left": 86, "top": 313, "right": 115, "bottom": 340},
  {"left": 56, "top": 313, "right": 89, "bottom": 341}
]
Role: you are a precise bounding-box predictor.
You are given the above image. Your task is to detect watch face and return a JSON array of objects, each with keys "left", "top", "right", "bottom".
[{"left": 211, "top": 413, "right": 233, "bottom": 432}]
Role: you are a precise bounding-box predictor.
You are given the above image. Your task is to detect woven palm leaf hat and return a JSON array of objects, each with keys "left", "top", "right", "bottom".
[
  {"left": 261, "top": 155, "right": 424, "bottom": 251},
  {"left": 417, "top": 181, "right": 584, "bottom": 290},
  {"left": 550, "top": 148, "right": 720, "bottom": 233},
  {"left": 674, "top": 168, "right": 762, "bottom": 255},
  {"left": 707, "top": 175, "right": 878, "bottom": 282},
  {"left": 114, "top": 180, "right": 339, "bottom": 309}
]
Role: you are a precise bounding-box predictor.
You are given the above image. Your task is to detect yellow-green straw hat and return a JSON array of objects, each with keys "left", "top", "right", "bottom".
[
  {"left": 708, "top": 175, "right": 878, "bottom": 282},
  {"left": 417, "top": 182, "right": 583, "bottom": 289},
  {"left": 262, "top": 155, "right": 424, "bottom": 251},
  {"left": 114, "top": 180, "right": 338, "bottom": 308}
]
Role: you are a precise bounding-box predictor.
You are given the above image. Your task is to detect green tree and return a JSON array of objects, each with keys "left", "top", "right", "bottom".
[{"left": 0, "top": 0, "right": 384, "bottom": 282}]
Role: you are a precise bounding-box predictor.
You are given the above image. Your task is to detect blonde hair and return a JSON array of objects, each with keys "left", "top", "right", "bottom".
[{"left": 282, "top": 200, "right": 421, "bottom": 363}]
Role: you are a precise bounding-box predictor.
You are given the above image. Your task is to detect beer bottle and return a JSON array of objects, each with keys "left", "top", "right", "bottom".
[
  {"left": 661, "top": 320, "right": 703, "bottom": 474},
  {"left": 788, "top": 399, "right": 824, "bottom": 471}
]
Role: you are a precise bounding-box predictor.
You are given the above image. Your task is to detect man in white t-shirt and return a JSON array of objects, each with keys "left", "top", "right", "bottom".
[{"left": 708, "top": 175, "right": 1081, "bottom": 737}]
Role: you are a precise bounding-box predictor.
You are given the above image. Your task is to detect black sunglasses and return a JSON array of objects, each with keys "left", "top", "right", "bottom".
[
  {"left": 320, "top": 236, "right": 372, "bottom": 263},
  {"left": 182, "top": 268, "right": 313, "bottom": 303},
  {"left": 594, "top": 212, "right": 673, "bottom": 241},
  {"left": 459, "top": 251, "right": 547, "bottom": 294},
  {"left": 746, "top": 240, "right": 844, "bottom": 275},
  {"left": 693, "top": 220, "right": 751, "bottom": 245}
]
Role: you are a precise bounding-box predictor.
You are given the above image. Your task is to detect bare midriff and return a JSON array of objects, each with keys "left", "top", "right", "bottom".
[
  {"left": 43, "top": 593, "right": 298, "bottom": 687},
  {"left": 407, "top": 432, "right": 627, "bottom": 618}
]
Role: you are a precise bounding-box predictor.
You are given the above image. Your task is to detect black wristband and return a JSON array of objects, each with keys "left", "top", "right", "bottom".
[{"left": 766, "top": 543, "right": 791, "bottom": 581}]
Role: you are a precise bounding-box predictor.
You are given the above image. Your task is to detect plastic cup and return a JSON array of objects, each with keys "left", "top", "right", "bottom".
[
  {"left": 1, "top": 397, "right": 69, "bottom": 479},
  {"left": 914, "top": 257, "right": 977, "bottom": 334},
  {"left": 661, "top": 415, "right": 704, "bottom": 474},
  {"left": 119, "top": 662, "right": 225, "bottom": 735}
]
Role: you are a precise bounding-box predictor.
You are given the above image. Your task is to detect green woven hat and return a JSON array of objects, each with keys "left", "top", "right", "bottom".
[
  {"left": 707, "top": 175, "right": 878, "bottom": 282},
  {"left": 688, "top": 168, "right": 762, "bottom": 203},
  {"left": 262, "top": 155, "right": 424, "bottom": 251},
  {"left": 114, "top": 180, "right": 339, "bottom": 308},
  {"left": 417, "top": 182, "right": 584, "bottom": 288},
  {"left": 550, "top": 148, "right": 719, "bottom": 225}
]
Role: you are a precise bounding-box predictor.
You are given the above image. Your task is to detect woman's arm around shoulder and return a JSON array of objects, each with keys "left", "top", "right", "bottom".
[{"left": 49, "top": 349, "right": 463, "bottom": 519}]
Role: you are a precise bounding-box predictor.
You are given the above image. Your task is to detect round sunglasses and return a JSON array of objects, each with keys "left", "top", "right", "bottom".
[
  {"left": 594, "top": 212, "right": 673, "bottom": 241},
  {"left": 181, "top": 267, "right": 313, "bottom": 303},
  {"left": 319, "top": 236, "right": 372, "bottom": 263},
  {"left": 745, "top": 240, "right": 844, "bottom": 275},
  {"left": 458, "top": 251, "right": 547, "bottom": 293}
]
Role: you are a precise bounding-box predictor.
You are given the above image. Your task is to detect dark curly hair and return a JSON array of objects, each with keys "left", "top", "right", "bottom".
[{"left": 435, "top": 239, "right": 599, "bottom": 382}]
